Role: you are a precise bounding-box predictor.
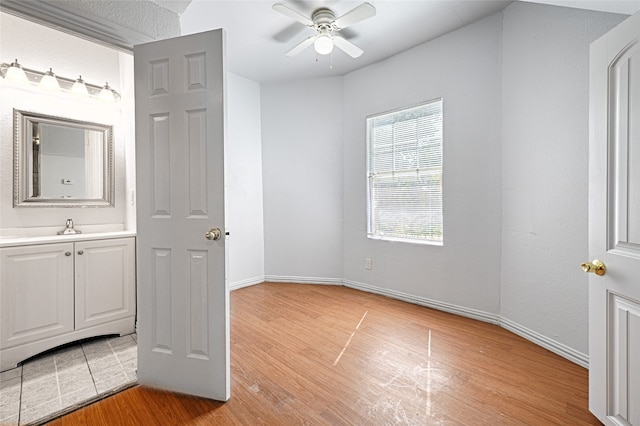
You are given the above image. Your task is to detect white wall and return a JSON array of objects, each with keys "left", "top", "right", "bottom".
[
  {"left": 500, "top": 2, "right": 627, "bottom": 355},
  {"left": 261, "top": 77, "right": 344, "bottom": 283},
  {"left": 227, "top": 73, "right": 265, "bottom": 288},
  {"left": 342, "top": 13, "right": 503, "bottom": 315},
  {"left": 0, "top": 12, "right": 135, "bottom": 231},
  {"left": 259, "top": 4, "right": 627, "bottom": 364}
]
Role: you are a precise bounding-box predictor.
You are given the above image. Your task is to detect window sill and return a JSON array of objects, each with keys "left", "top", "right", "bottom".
[{"left": 367, "top": 235, "right": 443, "bottom": 246}]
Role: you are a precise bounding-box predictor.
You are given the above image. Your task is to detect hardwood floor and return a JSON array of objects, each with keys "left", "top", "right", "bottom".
[{"left": 47, "top": 283, "right": 600, "bottom": 425}]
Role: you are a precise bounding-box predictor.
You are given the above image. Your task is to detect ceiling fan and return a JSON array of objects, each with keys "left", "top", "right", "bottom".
[{"left": 272, "top": 2, "right": 376, "bottom": 59}]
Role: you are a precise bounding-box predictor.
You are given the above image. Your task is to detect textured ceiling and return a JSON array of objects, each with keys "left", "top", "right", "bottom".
[
  {"left": 147, "top": 0, "right": 193, "bottom": 15},
  {"left": 179, "top": 0, "right": 638, "bottom": 83},
  {"left": 181, "top": 1, "right": 514, "bottom": 83},
  {"left": 2, "top": 0, "right": 637, "bottom": 84}
]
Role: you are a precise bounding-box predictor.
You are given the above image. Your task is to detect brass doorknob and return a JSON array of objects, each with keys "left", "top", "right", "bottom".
[
  {"left": 205, "top": 228, "right": 222, "bottom": 241},
  {"left": 581, "top": 259, "right": 606, "bottom": 276}
]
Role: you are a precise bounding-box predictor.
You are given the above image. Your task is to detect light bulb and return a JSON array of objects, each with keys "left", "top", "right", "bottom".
[
  {"left": 40, "top": 68, "right": 60, "bottom": 92},
  {"left": 4, "top": 59, "right": 28, "bottom": 85},
  {"left": 99, "top": 82, "right": 115, "bottom": 102},
  {"left": 314, "top": 34, "right": 334, "bottom": 55},
  {"left": 71, "top": 75, "right": 89, "bottom": 98}
]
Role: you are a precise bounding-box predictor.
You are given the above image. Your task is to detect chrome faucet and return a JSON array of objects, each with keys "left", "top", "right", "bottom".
[{"left": 57, "top": 218, "right": 82, "bottom": 235}]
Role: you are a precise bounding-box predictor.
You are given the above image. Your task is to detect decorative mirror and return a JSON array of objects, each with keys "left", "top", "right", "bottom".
[{"left": 13, "top": 110, "right": 114, "bottom": 207}]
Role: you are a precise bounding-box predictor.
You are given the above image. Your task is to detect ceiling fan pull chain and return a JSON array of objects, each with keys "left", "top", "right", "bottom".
[{"left": 330, "top": 50, "right": 333, "bottom": 69}]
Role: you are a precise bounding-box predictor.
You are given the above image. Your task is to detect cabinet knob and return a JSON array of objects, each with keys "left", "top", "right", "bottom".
[
  {"left": 65, "top": 252, "right": 72, "bottom": 256},
  {"left": 77, "top": 250, "right": 84, "bottom": 255}
]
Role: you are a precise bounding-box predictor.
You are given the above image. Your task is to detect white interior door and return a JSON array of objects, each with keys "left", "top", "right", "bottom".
[
  {"left": 588, "top": 11, "right": 640, "bottom": 426},
  {"left": 134, "top": 29, "right": 229, "bottom": 401}
]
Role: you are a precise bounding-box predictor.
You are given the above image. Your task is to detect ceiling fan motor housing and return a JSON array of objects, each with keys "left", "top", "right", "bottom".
[{"left": 312, "top": 8, "right": 337, "bottom": 28}]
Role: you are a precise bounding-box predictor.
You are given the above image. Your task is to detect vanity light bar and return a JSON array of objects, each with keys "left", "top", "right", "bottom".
[{"left": 0, "top": 59, "right": 121, "bottom": 102}]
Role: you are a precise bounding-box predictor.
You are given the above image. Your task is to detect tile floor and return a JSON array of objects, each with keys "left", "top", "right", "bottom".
[{"left": 0, "top": 333, "right": 137, "bottom": 425}]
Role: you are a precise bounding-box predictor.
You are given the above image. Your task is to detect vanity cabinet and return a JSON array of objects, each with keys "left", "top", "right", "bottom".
[
  {"left": 0, "top": 243, "right": 75, "bottom": 349},
  {"left": 74, "top": 238, "right": 135, "bottom": 330},
  {"left": 0, "top": 236, "right": 135, "bottom": 371}
]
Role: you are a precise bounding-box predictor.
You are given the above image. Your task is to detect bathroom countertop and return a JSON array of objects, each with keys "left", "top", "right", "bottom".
[{"left": 0, "top": 230, "right": 136, "bottom": 248}]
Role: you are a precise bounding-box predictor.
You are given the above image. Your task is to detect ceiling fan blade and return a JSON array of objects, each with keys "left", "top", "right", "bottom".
[
  {"left": 333, "top": 35, "right": 364, "bottom": 58},
  {"left": 333, "top": 2, "right": 376, "bottom": 29},
  {"left": 338, "top": 27, "right": 358, "bottom": 40},
  {"left": 273, "top": 22, "right": 307, "bottom": 43},
  {"left": 272, "top": 3, "right": 313, "bottom": 26},
  {"left": 285, "top": 36, "right": 316, "bottom": 57}
]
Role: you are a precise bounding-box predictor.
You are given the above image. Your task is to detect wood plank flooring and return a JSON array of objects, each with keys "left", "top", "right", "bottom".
[{"left": 47, "top": 283, "right": 600, "bottom": 425}]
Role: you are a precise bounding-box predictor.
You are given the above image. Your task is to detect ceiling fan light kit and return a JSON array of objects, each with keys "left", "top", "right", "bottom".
[
  {"left": 314, "top": 31, "right": 333, "bottom": 55},
  {"left": 272, "top": 2, "right": 376, "bottom": 61}
]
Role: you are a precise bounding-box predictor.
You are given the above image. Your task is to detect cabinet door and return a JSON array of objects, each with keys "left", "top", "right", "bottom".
[
  {"left": 75, "top": 238, "right": 135, "bottom": 330},
  {"left": 0, "top": 243, "right": 74, "bottom": 349}
]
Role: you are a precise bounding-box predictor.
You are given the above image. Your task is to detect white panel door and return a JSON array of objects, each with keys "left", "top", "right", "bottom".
[
  {"left": 589, "top": 11, "right": 640, "bottom": 426},
  {"left": 134, "top": 29, "right": 229, "bottom": 401},
  {"left": 74, "top": 238, "right": 136, "bottom": 330}
]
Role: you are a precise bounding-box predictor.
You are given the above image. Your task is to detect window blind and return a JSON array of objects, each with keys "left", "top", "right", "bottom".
[{"left": 366, "top": 99, "right": 443, "bottom": 243}]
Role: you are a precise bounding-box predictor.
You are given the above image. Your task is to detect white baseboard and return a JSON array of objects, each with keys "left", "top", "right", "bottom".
[
  {"left": 343, "top": 279, "right": 500, "bottom": 325},
  {"left": 499, "top": 317, "right": 589, "bottom": 368},
  {"left": 343, "top": 279, "right": 589, "bottom": 369},
  {"left": 228, "top": 275, "right": 342, "bottom": 291},
  {"left": 229, "top": 277, "right": 589, "bottom": 368},
  {"left": 264, "top": 275, "right": 343, "bottom": 286},
  {"left": 229, "top": 276, "right": 265, "bottom": 291}
]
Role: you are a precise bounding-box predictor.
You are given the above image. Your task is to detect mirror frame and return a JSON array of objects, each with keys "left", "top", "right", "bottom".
[{"left": 13, "top": 109, "right": 115, "bottom": 208}]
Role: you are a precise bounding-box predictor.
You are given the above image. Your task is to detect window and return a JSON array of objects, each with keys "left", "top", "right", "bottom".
[{"left": 366, "top": 99, "right": 443, "bottom": 244}]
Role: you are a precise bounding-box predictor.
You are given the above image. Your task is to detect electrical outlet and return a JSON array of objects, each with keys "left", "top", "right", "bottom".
[{"left": 365, "top": 258, "right": 372, "bottom": 270}]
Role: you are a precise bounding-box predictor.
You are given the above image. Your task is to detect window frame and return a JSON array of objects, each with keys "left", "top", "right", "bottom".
[{"left": 366, "top": 98, "right": 444, "bottom": 246}]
